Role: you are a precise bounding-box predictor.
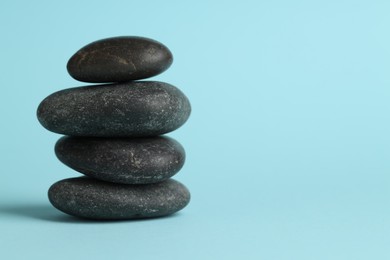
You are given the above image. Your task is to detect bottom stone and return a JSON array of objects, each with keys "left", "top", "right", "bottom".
[{"left": 48, "top": 177, "right": 190, "bottom": 220}]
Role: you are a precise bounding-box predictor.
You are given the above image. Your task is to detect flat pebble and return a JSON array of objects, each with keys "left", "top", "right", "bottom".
[
  {"left": 37, "top": 81, "right": 191, "bottom": 137},
  {"left": 48, "top": 177, "right": 190, "bottom": 220},
  {"left": 55, "top": 136, "right": 185, "bottom": 184},
  {"left": 67, "top": 36, "right": 173, "bottom": 83}
]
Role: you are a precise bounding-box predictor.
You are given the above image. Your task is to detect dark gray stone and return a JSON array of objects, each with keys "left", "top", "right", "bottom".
[
  {"left": 55, "top": 136, "right": 185, "bottom": 184},
  {"left": 37, "top": 81, "right": 191, "bottom": 137},
  {"left": 48, "top": 177, "right": 190, "bottom": 220},
  {"left": 67, "top": 36, "right": 173, "bottom": 83}
]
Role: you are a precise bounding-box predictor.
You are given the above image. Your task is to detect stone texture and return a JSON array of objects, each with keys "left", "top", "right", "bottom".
[
  {"left": 67, "top": 36, "right": 173, "bottom": 83},
  {"left": 37, "top": 81, "right": 191, "bottom": 137},
  {"left": 48, "top": 177, "right": 190, "bottom": 220},
  {"left": 55, "top": 136, "right": 185, "bottom": 184}
]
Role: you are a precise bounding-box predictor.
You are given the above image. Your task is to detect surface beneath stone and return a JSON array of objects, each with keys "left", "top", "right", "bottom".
[
  {"left": 55, "top": 136, "right": 186, "bottom": 184},
  {"left": 37, "top": 81, "right": 191, "bottom": 137},
  {"left": 48, "top": 177, "right": 190, "bottom": 220},
  {"left": 67, "top": 36, "right": 173, "bottom": 83}
]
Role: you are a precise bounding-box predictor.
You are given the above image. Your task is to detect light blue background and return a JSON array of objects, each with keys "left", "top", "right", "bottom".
[{"left": 0, "top": 0, "right": 389, "bottom": 259}]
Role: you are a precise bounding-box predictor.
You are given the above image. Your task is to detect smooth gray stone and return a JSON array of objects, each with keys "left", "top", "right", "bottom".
[
  {"left": 67, "top": 36, "right": 173, "bottom": 83},
  {"left": 48, "top": 177, "right": 190, "bottom": 220},
  {"left": 37, "top": 81, "right": 191, "bottom": 137},
  {"left": 55, "top": 136, "right": 185, "bottom": 184}
]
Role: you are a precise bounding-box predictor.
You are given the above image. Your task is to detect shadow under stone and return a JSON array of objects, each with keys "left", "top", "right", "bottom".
[
  {"left": 0, "top": 203, "right": 181, "bottom": 224},
  {"left": 0, "top": 203, "right": 64, "bottom": 221}
]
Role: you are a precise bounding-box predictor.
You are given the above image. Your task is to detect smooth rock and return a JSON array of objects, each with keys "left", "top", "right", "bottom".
[
  {"left": 55, "top": 136, "right": 185, "bottom": 184},
  {"left": 37, "top": 81, "right": 191, "bottom": 137},
  {"left": 48, "top": 177, "right": 190, "bottom": 219},
  {"left": 67, "top": 36, "right": 173, "bottom": 83}
]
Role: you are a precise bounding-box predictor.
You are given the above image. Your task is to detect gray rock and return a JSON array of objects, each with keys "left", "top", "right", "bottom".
[
  {"left": 48, "top": 177, "right": 190, "bottom": 220},
  {"left": 37, "top": 81, "right": 191, "bottom": 137},
  {"left": 67, "top": 36, "right": 173, "bottom": 83},
  {"left": 55, "top": 136, "right": 185, "bottom": 184}
]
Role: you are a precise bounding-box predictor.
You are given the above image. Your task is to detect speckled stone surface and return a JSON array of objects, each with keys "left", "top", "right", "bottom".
[
  {"left": 48, "top": 177, "right": 190, "bottom": 219},
  {"left": 37, "top": 81, "right": 191, "bottom": 137},
  {"left": 55, "top": 136, "right": 185, "bottom": 184},
  {"left": 67, "top": 36, "right": 173, "bottom": 83}
]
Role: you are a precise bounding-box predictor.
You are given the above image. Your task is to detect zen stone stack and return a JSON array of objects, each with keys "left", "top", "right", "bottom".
[{"left": 37, "top": 36, "right": 191, "bottom": 220}]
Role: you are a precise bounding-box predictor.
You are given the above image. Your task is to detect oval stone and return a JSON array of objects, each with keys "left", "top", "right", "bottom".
[
  {"left": 67, "top": 36, "right": 173, "bottom": 83},
  {"left": 48, "top": 177, "right": 190, "bottom": 219},
  {"left": 37, "top": 81, "right": 191, "bottom": 137},
  {"left": 55, "top": 136, "right": 185, "bottom": 184}
]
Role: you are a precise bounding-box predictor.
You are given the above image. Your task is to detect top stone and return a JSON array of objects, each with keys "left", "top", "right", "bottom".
[{"left": 67, "top": 36, "right": 173, "bottom": 83}]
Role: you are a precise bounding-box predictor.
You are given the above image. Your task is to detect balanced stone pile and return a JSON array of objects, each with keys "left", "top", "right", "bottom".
[{"left": 37, "top": 36, "right": 191, "bottom": 220}]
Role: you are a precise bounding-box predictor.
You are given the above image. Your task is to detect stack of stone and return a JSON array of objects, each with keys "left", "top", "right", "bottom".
[{"left": 37, "top": 36, "right": 191, "bottom": 220}]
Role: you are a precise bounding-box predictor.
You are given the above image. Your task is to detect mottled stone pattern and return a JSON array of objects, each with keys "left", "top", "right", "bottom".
[
  {"left": 48, "top": 177, "right": 190, "bottom": 219},
  {"left": 67, "top": 36, "right": 173, "bottom": 83},
  {"left": 37, "top": 81, "right": 191, "bottom": 137},
  {"left": 38, "top": 36, "right": 191, "bottom": 220},
  {"left": 55, "top": 136, "right": 185, "bottom": 184}
]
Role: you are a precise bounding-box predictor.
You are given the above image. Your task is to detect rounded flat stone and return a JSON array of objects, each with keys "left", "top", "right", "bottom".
[
  {"left": 67, "top": 36, "right": 173, "bottom": 83},
  {"left": 37, "top": 81, "right": 191, "bottom": 137},
  {"left": 55, "top": 136, "right": 185, "bottom": 184},
  {"left": 48, "top": 177, "right": 190, "bottom": 220}
]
